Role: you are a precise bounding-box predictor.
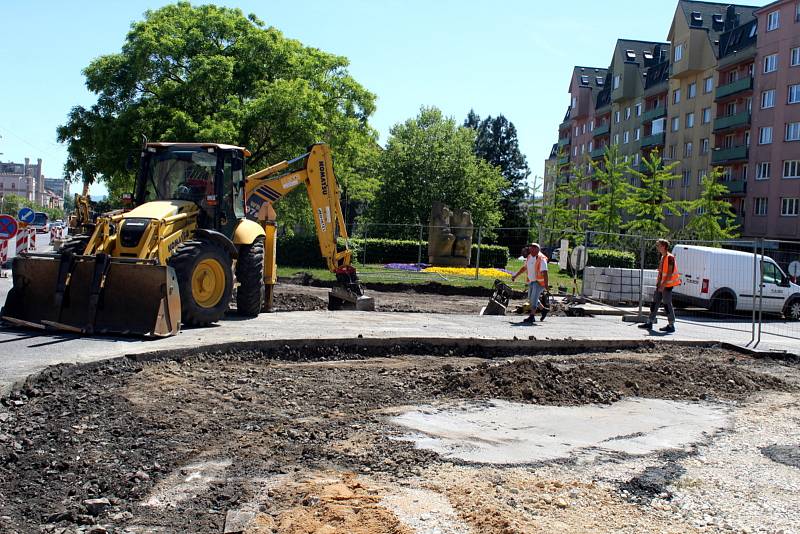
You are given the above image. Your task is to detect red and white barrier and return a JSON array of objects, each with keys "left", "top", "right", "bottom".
[
  {"left": 16, "top": 229, "right": 29, "bottom": 255},
  {"left": 28, "top": 229, "right": 36, "bottom": 252},
  {"left": 0, "top": 239, "right": 8, "bottom": 264}
]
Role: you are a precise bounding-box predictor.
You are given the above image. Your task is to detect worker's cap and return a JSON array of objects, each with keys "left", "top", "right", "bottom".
[{"left": 528, "top": 242, "right": 541, "bottom": 249}]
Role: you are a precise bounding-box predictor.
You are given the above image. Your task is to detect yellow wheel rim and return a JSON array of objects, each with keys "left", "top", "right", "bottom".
[{"left": 191, "top": 258, "right": 226, "bottom": 308}]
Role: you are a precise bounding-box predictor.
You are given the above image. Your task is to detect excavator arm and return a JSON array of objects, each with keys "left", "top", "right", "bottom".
[{"left": 244, "top": 143, "right": 373, "bottom": 311}]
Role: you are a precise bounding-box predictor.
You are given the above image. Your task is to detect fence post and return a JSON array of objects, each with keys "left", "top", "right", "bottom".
[
  {"left": 475, "top": 226, "right": 483, "bottom": 280},
  {"left": 750, "top": 238, "right": 758, "bottom": 346},
  {"left": 363, "top": 223, "right": 368, "bottom": 265},
  {"left": 417, "top": 223, "right": 423, "bottom": 265},
  {"left": 757, "top": 238, "right": 764, "bottom": 347},
  {"left": 637, "top": 234, "right": 646, "bottom": 319}
]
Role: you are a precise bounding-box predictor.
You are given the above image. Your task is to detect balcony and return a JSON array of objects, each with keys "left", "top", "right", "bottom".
[
  {"left": 641, "top": 132, "right": 665, "bottom": 148},
  {"left": 557, "top": 155, "right": 570, "bottom": 166},
  {"left": 592, "top": 123, "right": 610, "bottom": 137},
  {"left": 558, "top": 136, "right": 571, "bottom": 147},
  {"left": 715, "top": 77, "right": 753, "bottom": 101},
  {"left": 590, "top": 147, "right": 606, "bottom": 160},
  {"left": 711, "top": 145, "right": 748, "bottom": 164},
  {"left": 721, "top": 180, "right": 746, "bottom": 195},
  {"left": 713, "top": 111, "right": 750, "bottom": 132},
  {"left": 642, "top": 106, "right": 667, "bottom": 123}
]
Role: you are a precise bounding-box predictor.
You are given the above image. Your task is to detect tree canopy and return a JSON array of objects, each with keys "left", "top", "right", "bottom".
[
  {"left": 682, "top": 167, "right": 740, "bottom": 243},
  {"left": 57, "top": 2, "right": 378, "bottom": 228},
  {"left": 370, "top": 107, "right": 507, "bottom": 237},
  {"left": 464, "top": 111, "right": 531, "bottom": 230},
  {"left": 623, "top": 149, "right": 685, "bottom": 238}
]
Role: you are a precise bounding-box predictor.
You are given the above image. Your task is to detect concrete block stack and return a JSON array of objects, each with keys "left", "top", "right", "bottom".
[{"left": 581, "top": 267, "right": 658, "bottom": 305}]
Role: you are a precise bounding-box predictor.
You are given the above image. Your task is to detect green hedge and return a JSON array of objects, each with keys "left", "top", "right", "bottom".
[
  {"left": 587, "top": 248, "right": 636, "bottom": 269},
  {"left": 275, "top": 234, "right": 509, "bottom": 268}
]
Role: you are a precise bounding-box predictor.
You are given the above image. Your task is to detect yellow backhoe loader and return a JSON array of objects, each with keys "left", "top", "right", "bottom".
[{"left": 1, "top": 142, "right": 372, "bottom": 336}]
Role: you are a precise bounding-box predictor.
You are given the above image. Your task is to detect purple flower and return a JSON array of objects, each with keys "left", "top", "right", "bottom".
[{"left": 383, "top": 263, "right": 428, "bottom": 272}]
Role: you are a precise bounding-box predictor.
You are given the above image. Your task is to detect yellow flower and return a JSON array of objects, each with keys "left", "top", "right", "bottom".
[{"left": 422, "top": 266, "right": 512, "bottom": 278}]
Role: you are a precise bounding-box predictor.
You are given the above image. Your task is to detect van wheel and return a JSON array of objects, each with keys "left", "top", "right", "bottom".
[
  {"left": 710, "top": 292, "right": 735, "bottom": 317},
  {"left": 785, "top": 298, "right": 800, "bottom": 321}
]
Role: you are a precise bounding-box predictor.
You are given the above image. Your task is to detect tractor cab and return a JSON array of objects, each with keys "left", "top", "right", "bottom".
[{"left": 135, "top": 143, "right": 249, "bottom": 236}]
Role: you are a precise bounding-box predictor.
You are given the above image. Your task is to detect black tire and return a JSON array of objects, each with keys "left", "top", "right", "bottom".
[
  {"left": 710, "top": 291, "right": 736, "bottom": 317},
  {"left": 236, "top": 237, "right": 265, "bottom": 316},
  {"left": 168, "top": 239, "right": 233, "bottom": 326},
  {"left": 784, "top": 297, "right": 800, "bottom": 321},
  {"left": 58, "top": 235, "right": 91, "bottom": 255}
]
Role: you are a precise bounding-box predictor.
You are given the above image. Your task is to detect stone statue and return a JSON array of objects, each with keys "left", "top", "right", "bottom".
[{"left": 428, "top": 202, "right": 473, "bottom": 267}]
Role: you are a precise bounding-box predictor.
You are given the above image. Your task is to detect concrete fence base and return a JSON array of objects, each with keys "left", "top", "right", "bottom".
[{"left": 582, "top": 266, "right": 658, "bottom": 306}]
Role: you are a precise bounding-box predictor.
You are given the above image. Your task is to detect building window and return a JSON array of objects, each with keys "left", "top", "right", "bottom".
[
  {"left": 698, "top": 170, "right": 707, "bottom": 184},
  {"left": 625, "top": 107, "right": 631, "bottom": 120},
  {"left": 696, "top": 206, "right": 707, "bottom": 215},
  {"left": 634, "top": 127, "right": 641, "bottom": 141},
  {"left": 726, "top": 101, "right": 737, "bottom": 115},
  {"left": 675, "top": 43, "right": 683, "bottom": 62},
  {"left": 614, "top": 133, "right": 620, "bottom": 145},
  {"left": 724, "top": 134, "right": 735, "bottom": 149},
  {"left": 789, "top": 84, "right": 800, "bottom": 104},
  {"left": 682, "top": 171, "right": 690, "bottom": 187},
  {"left": 632, "top": 153, "right": 640, "bottom": 166},
  {"left": 796, "top": 2, "right": 800, "bottom": 22},
  {"left": 688, "top": 82, "right": 697, "bottom": 99},
  {"left": 652, "top": 117, "right": 666, "bottom": 134},
  {"left": 767, "top": 10, "right": 780, "bottom": 31},
  {"left": 673, "top": 88, "right": 681, "bottom": 104},
  {"left": 623, "top": 131, "right": 630, "bottom": 144},
  {"left": 635, "top": 103, "right": 642, "bottom": 117},
  {"left": 703, "top": 76, "right": 713, "bottom": 93},
  {"left": 785, "top": 160, "right": 800, "bottom": 178},
  {"left": 788, "top": 122, "right": 800, "bottom": 141},
  {"left": 760, "top": 126, "right": 774, "bottom": 144},
  {"left": 589, "top": 120, "right": 594, "bottom": 131},
  {"left": 588, "top": 141, "right": 593, "bottom": 152},
  {"left": 757, "top": 162, "right": 771, "bottom": 180},
  {"left": 613, "top": 75, "right": 621, "bottom": 89},
  {"left": 672, "top": 117, "right": 680, "bottom": 132},
  {"left": 764, "top": 54, "right": 778, "bottom": 73},
  {"left": 615, "top": 111, "right": 621, "bottom": 123},
  {"left": 745, "top": 130, "right": 751, "bottom": 146},
  {"left": 583, "top": 124, "right": 588, "bottom": 134},
  {"left": 576, "top": 126, "right": 580, "bottom": 137},
  {"left": 686, "top": 112, "right": 695, "bottom": 128},
  {"left": 702, "top": 107, "right": 712, "bottom": 123},
  {"left": 701, "top": 138, "right": 710, "bottom": 154},
  {"left": 792, "top": 47, "right": 800, "bottom": 67},
  {"left": 754, "top": 197, "right": 769, "bottom": 216},
  {"left": 762, "top": 89, "right": 776, "bottom": 109},
  {"left": 684, "top": 142, "right": 693, "bottom": 157},
  {"left": 669, "top": 145, "right": 676, "bottom": 159},
  {"left": 782, "top": 198, "right": 800, "bottom": 216}
]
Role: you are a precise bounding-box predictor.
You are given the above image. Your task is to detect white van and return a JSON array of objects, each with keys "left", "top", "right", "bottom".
[{"left": 672, "top": 244, "right": 800, "bottom": 319}]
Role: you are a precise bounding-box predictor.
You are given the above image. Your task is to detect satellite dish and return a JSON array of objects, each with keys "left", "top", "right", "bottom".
[
  {"left": 570, "top": 245, "right": 587, "bottom": 272},
  {"left": 789, "top": 261, "right": 800, "bottom": 278}
]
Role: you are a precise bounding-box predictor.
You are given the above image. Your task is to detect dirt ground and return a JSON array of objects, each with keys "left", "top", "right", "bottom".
[{"left": 1, "top": 344, "right": 798, "bottom": 534}]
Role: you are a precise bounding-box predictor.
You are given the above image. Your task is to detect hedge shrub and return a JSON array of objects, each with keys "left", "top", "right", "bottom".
[
  {"left": 275, "top": 234, "right": 510, "bottom": 268},
  {"left": 587, "top": 248, "right": 636, "bottom": 269}
]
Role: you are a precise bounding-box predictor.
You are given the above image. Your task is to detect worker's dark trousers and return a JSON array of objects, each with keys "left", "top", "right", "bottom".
[{"left": 648, "top": 287, "right": 675, "bottom": 325}]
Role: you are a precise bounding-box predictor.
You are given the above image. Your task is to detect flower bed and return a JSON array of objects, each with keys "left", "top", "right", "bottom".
[{"left": 422, "top": 266, "right": 512, "bottom": 278}]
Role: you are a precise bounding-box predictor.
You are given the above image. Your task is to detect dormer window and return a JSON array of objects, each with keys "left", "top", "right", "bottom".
[{"left": 625, "top": 50, "right": 636, "bottom": 61}]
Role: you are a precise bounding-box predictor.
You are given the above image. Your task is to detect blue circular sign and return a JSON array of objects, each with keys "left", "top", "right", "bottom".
[
  {"left": 0, "top": 214, "right": 19, "bottom": 240},
  {"left": 18, "top": 207, "right": 35, "bottom": 224}
]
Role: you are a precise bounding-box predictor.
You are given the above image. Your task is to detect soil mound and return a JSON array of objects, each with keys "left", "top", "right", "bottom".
[
  {"left": 439, "top": 356, "right": 793, "bottom": 405},
  {"left": 272, "top": 291, "right": 326, "bottom": 311}
]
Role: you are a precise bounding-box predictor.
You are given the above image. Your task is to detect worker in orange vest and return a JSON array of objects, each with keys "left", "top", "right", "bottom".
[
  {"left": 512, "top": 242, "right": 550, "bottom": 324},
  {"left": 639, "top": 238, "right": 681, "bottom": 333}
]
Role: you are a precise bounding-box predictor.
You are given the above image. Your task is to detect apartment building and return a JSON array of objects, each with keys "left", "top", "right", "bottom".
[
  {"left": 748, "top": 0, "right": 800, "bottom": 239},
  {"left": 641, "top": 54, "right": 671, "bottom": 161},
  {"left": 665, "top": 1, "right": 759, "bottom": 230}
]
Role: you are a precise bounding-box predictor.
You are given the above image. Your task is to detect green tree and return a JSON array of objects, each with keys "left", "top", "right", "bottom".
[
  {"left": 370, "top": 107, "right": 507, "bottom": 238},
  {"left": 540, "top": 153, "right": 588, "bottom": 245},
  {"left": 464, "top": 111, "right": 531, "bottom": 235},
  {"left": 622, "top": 149, "right": 685, "bottom": 238},
  {"left": 0, "top": 194, "right": 64, "bottom": 220},
  {"left": 588, "top": 145, "right": 631, "bottom": 245},
  {"left": 683, "top": 167, "right": 740, "bottom": 243},
  {"left": 56, "top": 2, "right": 378, "bottom": 230}
]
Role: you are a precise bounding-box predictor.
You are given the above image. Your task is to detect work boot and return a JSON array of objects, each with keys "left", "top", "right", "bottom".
[
  {"left": 540, "top": 307, "right": 549, "bottom": 321},
  {"left": 659, "top": 324, "right": 675, "bottom": 333},
  {"left": 638, "top": 322, "right": 653, "bottom": 330},
  {"left": 521, "top": 315, "right": 536, "bottom": 324}
]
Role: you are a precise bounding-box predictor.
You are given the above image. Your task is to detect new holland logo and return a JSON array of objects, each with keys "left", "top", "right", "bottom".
[
  {"left": 317, "top": 207, "right": 327, "bottom": 232},
  {"left": 319, "top": 160, "right": 329, "bottom": 196}
]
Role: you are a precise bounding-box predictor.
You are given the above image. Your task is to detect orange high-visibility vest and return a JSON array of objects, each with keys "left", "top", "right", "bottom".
[
  {"left": 527, "top": 253, "right": 549, "bottom": 286},
  {"left": 659, "top": 252, "right": 681, "bottom": 288}
]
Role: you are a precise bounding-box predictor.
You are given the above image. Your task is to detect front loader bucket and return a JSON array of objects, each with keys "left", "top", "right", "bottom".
[{"left": 1, "top": 255, "right": 181, "bottom": 337}]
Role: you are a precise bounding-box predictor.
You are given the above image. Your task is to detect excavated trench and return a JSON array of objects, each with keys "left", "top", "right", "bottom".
[{"left": 1, "top": 341, "right": 797, "bottom": 533}]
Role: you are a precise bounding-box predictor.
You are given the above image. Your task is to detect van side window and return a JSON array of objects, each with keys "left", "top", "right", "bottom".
[{"left": 761, "top": 261, "right": 780, "bottom": 284}]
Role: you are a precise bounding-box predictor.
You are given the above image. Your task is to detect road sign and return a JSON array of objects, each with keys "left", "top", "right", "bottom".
[
  {"left": 570, "top": 245, "right": 587, "bottom": 272},
  {"left": 18, "top": 207, "right": 35, "bottom": 224},
  {"left": 789, "top": 261, "right": 800, "bottom": 278},
  {"left": 0, "top": 215, "right": 19, "bottom": 240}
]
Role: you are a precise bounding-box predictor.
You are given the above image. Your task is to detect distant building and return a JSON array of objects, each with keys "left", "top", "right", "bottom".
[
  {"left": 0, "top": 158, "right": 43, "bottom": 204},
  {"left": 45, "top": 177, "right": 69, "bottom": 201}
]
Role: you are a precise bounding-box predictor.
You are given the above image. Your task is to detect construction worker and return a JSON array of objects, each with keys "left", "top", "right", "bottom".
[
  {"left": 512, "top": 242, "right": 550, "bottom": 324},
  {"left": 639, "top": 238, "right": 681, "bottom": 333}
]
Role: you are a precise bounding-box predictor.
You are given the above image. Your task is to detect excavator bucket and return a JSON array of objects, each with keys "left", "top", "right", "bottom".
[{"left": 1, "top": 254, "right": 181, "bottom": 337}]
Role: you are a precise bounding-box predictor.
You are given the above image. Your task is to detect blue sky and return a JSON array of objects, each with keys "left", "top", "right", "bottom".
[{"left": 0, "top": 0, "right": 763, "bottom": 198}]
